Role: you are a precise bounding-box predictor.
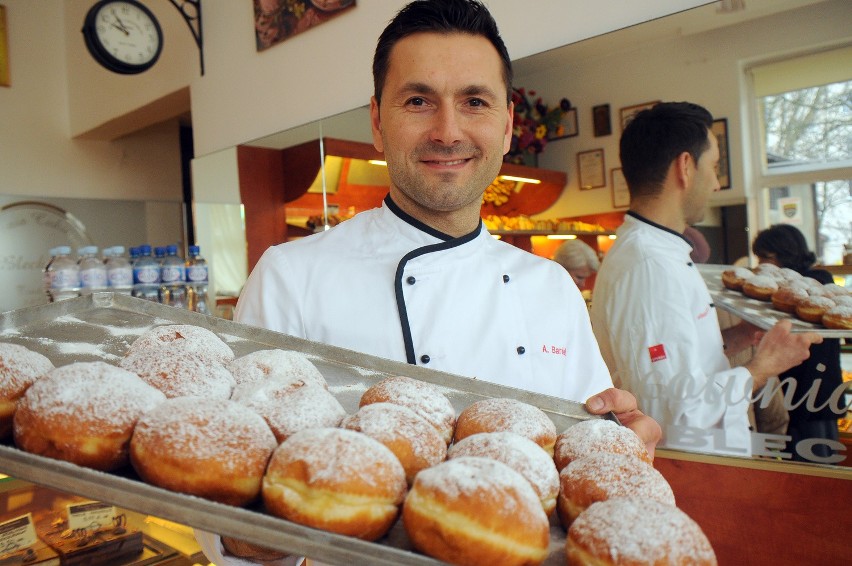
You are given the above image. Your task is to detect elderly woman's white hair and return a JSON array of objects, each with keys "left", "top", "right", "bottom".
[{"left": 552, "top": 239, "right": 600, "bottom": 273}]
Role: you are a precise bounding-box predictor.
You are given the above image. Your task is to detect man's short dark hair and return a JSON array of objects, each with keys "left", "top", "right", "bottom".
[
  {"left": 619, "top": 102, "right": 714, "bottom": 199},
  {"left": 373, "top": 0, "right": 513, "bottom": 105}
]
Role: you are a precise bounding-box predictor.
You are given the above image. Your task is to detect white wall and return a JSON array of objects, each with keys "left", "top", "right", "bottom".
[
  {"left": 0, "top": 1, "right": 188, "bottom": 203},
  {"left": 190, "top": 0, "right": 708, "bottom": 157},
  {"left": 526, "top": 0, "right": 851, "bottom": 219}
]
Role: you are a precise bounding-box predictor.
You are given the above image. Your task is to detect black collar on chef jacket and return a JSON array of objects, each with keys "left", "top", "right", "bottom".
[
  {"left": 626, "top": 210, "right": 697, "bottom": 266},
  {"left": 386, "top": 195, "right": 482, "bottom": 365}
]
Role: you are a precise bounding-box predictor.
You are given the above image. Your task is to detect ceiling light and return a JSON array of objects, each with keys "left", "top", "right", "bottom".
[{"left": 499, "top": 175, "right": 541, "bottom": 184}]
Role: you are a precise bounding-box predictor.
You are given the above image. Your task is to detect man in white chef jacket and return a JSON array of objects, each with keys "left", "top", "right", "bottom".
[
  {"left": 590, "top": 102, "right": 822, "bottom": 457},
  {"left": 198, "top": 1, "right": 660, "bottom": 564}
]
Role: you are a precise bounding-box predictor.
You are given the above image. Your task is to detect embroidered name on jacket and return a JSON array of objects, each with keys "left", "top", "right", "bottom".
[
  {"left": 542, "top": 344, "right": 567, "bottom": 356},
  {"left": 696, "top": 304, "right": 712, "bottom": 320},
  {"left": 648, "top": 344, "right": 667, "bottom": 362}
]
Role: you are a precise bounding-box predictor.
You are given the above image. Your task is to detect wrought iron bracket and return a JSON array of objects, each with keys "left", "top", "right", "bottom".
[{"left": 167, "top": 0, "right": 203, "bottom": 75}]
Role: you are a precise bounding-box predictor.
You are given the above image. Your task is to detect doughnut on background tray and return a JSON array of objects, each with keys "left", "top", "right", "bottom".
[
  {"left": 698, "top": 264, "right": 850, "bottom": 339},
  {"left": 0, "top": 292, "right": 606, "bottom": 565}
]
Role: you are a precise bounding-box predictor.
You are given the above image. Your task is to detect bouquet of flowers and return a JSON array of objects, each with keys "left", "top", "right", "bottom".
[{"left": 506, "top": 87, "right": 572, "bottom": 166}]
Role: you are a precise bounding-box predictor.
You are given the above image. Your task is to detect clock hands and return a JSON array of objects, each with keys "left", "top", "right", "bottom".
[
  {"left": 110, "top": 9, "right": 130, "bottom": 35},
  {"left": 111, "top": 22, "right": 130, "bottom": 36}
]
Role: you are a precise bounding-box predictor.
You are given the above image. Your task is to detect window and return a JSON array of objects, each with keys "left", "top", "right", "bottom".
[{"left": 750, "top": 46, "right": 852, "bottom": 265}]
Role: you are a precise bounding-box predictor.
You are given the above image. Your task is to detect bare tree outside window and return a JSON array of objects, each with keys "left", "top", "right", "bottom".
[{"left": 761, "top": 80, "right": 852, "bottom": 264}]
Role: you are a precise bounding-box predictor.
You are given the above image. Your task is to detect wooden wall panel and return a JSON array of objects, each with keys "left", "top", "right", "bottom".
[{"left": 654, "top": 453, "right": 849, "bottom": 565}]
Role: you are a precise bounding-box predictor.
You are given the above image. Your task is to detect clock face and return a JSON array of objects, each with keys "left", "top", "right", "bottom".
[{"left": 83, "top": 0, "right": 163, "bottom": 74}]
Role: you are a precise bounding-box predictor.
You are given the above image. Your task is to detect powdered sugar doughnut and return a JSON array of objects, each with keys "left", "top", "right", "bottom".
[
  {"left": 454, "top": 398, "right": 557, "bottom": 455},
  {"left": 567, "top": 498, "right": 717, "bottom": 565},
  {"left": 822, "top": 304, "right": 852, "bottom": 330},
  {"left": 360, "top": 376, "right": 456, "bottom": 444},
  {"left": 554, "top": 419, "right": 650, "bottom": 472},
  {"left": 126, "top": 324, "right": 234, "bottom": 364},
  {"left": 233, "top": 379, "right": 346, "bottom": 443},
  {"left": 742, "top": 275, "right": 778, "bottom": 301},
  {"left": 778, "top": 267, "right": 802, "bottom": 281},
  {"left": 753, "top": 263, "right": 781, "bottom": 278},
  {"left": 795, "top": 295, "right": 836, "bottom": 324},
  {"left": 227, "top": 349, "right": 327, "bottom": 390},
  {"left": 14, "top": 362, "right": 165, "bottom": 471},
  {"left": 448, "top": 431, "right": 558, "bottom": 516},
  {"left": 130, "top": 397, "right": 276, "bottom": 506},
  {"left": 403, "top": 456, "right": 549, "bottom": 566},
  {"left": 0, "top": 343, "right": 54, "bottom": 439},
  {"left": 262, "top": 427, "right": 406, "bottom": 541},
  {"left": 341, "top": 402, "right": 447, "bottom": 485},
  {"left": 771, "top": 286, "right": 808, "bottom": 314},
  {"left": 721, "top": 267, "right": 752, "bottom": 291},
  {"left": 822, "top": 283, "right": 848, "bottom": 297},
  {"left": 119, "top": 349, "right": 235, "bottom": 399},
  {"left": 557, "top": 452, "right": 675, "bottom": 528}
]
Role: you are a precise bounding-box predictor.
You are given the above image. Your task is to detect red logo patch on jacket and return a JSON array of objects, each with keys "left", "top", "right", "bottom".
[{"left": 648, "top": 344, "right": 667, "bottom": 363}]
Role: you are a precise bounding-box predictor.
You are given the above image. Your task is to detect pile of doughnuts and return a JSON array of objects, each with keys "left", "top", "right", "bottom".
[
  {"left": 4, "top": 322, "right": 718, "bottom": 565},
  {"left": 721, "top": 265, "right": 852, "bottom": 329},
  {"left": 554, "top": 419, "right": 716, "bottom": 565}
]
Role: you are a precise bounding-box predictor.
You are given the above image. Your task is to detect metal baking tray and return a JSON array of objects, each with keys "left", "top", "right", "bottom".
[
  {"left": 699, "top": 264, "right": 850, "bottom": 338},
  {"left": 0, "top": 293, "right": 601, "bottom": 565}
]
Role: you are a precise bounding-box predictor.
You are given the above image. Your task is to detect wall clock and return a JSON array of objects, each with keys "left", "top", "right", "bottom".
[{"left": 82, "top": 0, "right": 164, "bottom": 75}]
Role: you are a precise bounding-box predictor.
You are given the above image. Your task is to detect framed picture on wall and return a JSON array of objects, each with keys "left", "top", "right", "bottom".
[
  {"left": 0, "top": 5, "right": 10, "bottom": 87},
  {"left": 253, "top": 0, "right": 356, "bottom": 51},
  {"left": 592, "top": 104, "right": 611, "bottom": 137},
  {"left": 562, "top": 108, "right": 579, "bottom": 137},
  {"left": 619, "top": 100, "right": 660, "bottom": 130},
  {"left": 577, "top": 149, "right": 606, "bottom": 190},
  {"left": 712, "top": 118, "right": 731, "bottom": 189},
  {"left": 611, "top": 168, "right": 630, "bottom": 208}
]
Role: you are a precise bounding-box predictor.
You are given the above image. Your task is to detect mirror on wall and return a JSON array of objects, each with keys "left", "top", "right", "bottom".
[
  {"left": 0, "top": 195, "right": 185, "bottom": 313},
  {"left": 191, "top": 0, "right": 851, "bottom": 468}
]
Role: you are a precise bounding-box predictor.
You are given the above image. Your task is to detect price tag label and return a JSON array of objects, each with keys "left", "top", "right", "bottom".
[
  {"left": 0, "top": 513, "right": 38, "bottom": 557},
  {"left": 66, "top": 501, "right": 115, "bottom": 531}
]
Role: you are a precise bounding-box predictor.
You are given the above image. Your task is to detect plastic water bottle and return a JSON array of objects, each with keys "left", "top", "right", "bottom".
[
  {"left": 105, "top": 246, "right": 133, "bottom": 294},
  {"left": 78, "top": 246, "right": 108, "bottom": 294},
  {"left": 43, "top": 247, "right": 59, "bottom": 301},
  {"left": 129, "top": 246, "right": 140, "bottom": 266},
  {"left": 48, "top": 246, "right": 81, "bottom": 302},
  {"left": 132, "top": 244, "right": 161, "bottom": 302},
  {"left": 185, "top": 245, "right": 210, "bottom": 315},
  {"left": 159, "top": 244, "right": 187, "bottom": 308}
]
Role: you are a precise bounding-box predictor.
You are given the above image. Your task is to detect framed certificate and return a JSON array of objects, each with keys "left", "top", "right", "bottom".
[
  {"left": 611, "top": 168, "right": 629, "bottom": 208},
  {"left": 577, "top": 149, "right": 606, "bottom": 190}
]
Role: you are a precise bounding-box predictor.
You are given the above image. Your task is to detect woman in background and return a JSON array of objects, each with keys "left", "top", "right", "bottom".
[
  {"left": 552, "top": 239, "right": 600, "bottom": 290},
  {"left": 752, "top": 224, "right": 844, "bottom": 462}
]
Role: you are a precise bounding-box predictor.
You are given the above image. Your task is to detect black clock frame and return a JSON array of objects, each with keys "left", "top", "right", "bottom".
[{"left": 82, "top": 0, "right": 164, "bottom": 75}]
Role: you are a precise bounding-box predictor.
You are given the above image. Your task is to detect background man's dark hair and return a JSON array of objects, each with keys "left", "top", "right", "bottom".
[
  {"left": 373, "top": 0, "right": 513, "bottom": 105},
  {"left": 620, "top": 102, "right": 714, "bottom": 199},
  {"left": 752, "top": 223, "right": 817, "bottom": 274}
]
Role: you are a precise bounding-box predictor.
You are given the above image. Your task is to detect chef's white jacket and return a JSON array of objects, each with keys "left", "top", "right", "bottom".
[
  {"left": 590, "top": 212, "right": 753, "bottom": 456},
  {"left": 199, "top": 197, "right": 613, "bottom": 566},
  {"left": 235, "top": 197, "right": 612, "bottom": 401}
]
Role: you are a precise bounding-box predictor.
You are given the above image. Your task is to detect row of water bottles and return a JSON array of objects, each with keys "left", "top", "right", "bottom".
[{"left": 44, "top": 244, "right": 210, "bottom": 314}]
